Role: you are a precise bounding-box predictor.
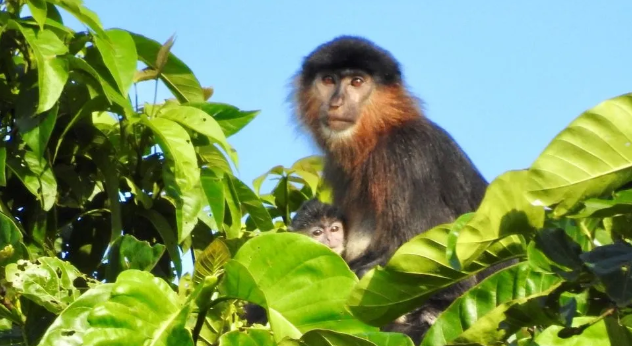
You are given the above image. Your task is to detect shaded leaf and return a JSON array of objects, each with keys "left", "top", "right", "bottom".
[
  {"left": 201, "top": 169, "right": 225, "bottom": 233},
  {"left": 18, "top": 102, "right": 58, "bottom": 158},
  {"left": 580, "top": 242, "right": 632, "bottom": 306},
  {"left": 228, "top": 175, "right": 274, "bottom": 232},
  {"left": 6, "top": 151, "right": 57, "bottom": 211},
  {"left": 139, "top": 209, "right": 182, "bottom": 277},
  {"left": 193, "top": 238, "right": 231, "bottom": 284},
  {"left": 156, "top": 34, "right": 176, "bottom": 73},
  {"left": 0, "top": 212, "right": 27, "bottom": 267}
]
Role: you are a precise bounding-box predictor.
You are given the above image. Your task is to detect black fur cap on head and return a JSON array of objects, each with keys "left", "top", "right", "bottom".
[
  {"left": 300, "top": 36, "right": 402, "bottom": 86},
  {"left": 290, "top": 199, "right": 346, "bottom": 231}
]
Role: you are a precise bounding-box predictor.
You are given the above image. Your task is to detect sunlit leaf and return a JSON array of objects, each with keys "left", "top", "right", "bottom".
[
  {"left": 93, "top": 29, "right": 137, "bottom": 96},
  {"left": 107, "top": 234, "right": 166, "bottom": 275},
  {"left": 421, "top": 262, "right": 562, "bottom": 346},
  {"left": 527, "top": 93, "right": 632, "bottom": 216},
  {"left": 220, "top": 233, "right": 376, "bottom": 343},
  {"left": 26, "top": 0, "right": 47, "bottom": 29},
  {"left": 227, "top": 175, "right": 274, "bottom": 232},
  {"left": 219, "top": 329, "right": 275, "bottom": 346},
  {"left": 187, "top": 102, "right": 259, "bottom": 138},
  {"left": 84, "top": 270, "right": 194, "bottom": 346},
  {"left": 18, "top": 103, "right": 57, "bottom": 158},
  {"left": 201, "top": 169, "right": 225, "bottom": 234},
  {"left": 5, "top": 257, "right": 84, "bottom": 314},
  {"left": 144, "top": 117, "right": 199, "bottom": 192},
  {"left": 38, "top": 284, "right": 114, "bottom": 346},
  {"left": 47, "top": 0, "right": 106, "bottom": 37}
]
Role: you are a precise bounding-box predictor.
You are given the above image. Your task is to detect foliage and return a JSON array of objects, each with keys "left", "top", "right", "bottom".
[{"left": 0, "top": 1, "right": 631, "bottom": 346}]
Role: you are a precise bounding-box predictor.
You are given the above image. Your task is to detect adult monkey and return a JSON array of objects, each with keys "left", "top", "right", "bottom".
[
  {"left": 292, "top": 36, "right": 489, "bottom": 342},
  {"left": 293, "top": 36, "right": 487, "bottom": 275}
]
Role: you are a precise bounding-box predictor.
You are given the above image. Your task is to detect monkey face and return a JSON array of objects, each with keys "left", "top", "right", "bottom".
[
  {"left": 302, "top": 220, "right": 345, "bottom": 255},
  {"left": 312, "top": 71, "right": 375, "bottom": 136}
]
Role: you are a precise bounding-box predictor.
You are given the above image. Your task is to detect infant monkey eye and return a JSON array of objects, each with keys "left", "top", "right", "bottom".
[
  {"left": 311, "top": 228, "right": 324, "bottom": 236},
  {"left": 322, "top": 75, "right": 335, "bottom": 85},
  {"left": 350, "top": 77, "right": 364, "bottom": 87},
  {"left": 331, "top": 225, "right": 340, "bottom": 232}
]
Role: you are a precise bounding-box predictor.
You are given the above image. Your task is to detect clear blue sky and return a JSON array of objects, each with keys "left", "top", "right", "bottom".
[{"left": 72, "top": 1, "right": 632, "bottom": 188}]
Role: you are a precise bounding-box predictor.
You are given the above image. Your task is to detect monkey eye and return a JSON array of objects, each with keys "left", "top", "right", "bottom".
[
  {"left": 322, "top": 75, "right": 335, "bottom": 85},
  {"left": 331, "top": 225, "right": 339, "bottom": 232},
  {"left": 350, "top": 77, "right": 364, "bottom": 87},
  {"left": 311, "top": 228, "right": 324, "bottom": 236}
]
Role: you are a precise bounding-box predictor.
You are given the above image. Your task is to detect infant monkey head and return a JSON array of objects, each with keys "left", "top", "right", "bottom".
[{"left": 290, "top": 199, "right": 345, "bottom": 255}]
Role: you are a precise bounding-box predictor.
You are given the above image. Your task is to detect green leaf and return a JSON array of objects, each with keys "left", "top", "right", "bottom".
[
  {"left": 0, "top": 212, "right": 27, "bottom": 267},
  {"left": 528, "top": 228, "right": 584, "bottom": 280},
  {"left": 0, "top": 147, "right": 6, "bottom": 186},
  {"left": 201, "top": 169, "right": 225, "bottom": 233},
  {"left": 93, "top": 29, "right": 137, "bottom": 96},
  {"left": 155, "top": 34, "right": 176, "bottom": 73},
  {"left": 218, "top": 328, "right": 275, "bottom": 346},
  {"left": 159, "top": 105, "right": 237, "bottom": 167},
  {"left": 38, "top": 284, "right": 114, "bottom": 346},
  {"left": 107, "top": 234, "right": 166, "bottom": 274},
  {"left": 176, "top": 182, "right": 204, "bottom": 242},
  {"left": 223, "top": 174, "right": 242, "bottom": 239},
  {"left": 527, "top": 93, "right": 632, "bottom": 216},
  {"left": 26, "top": 0, "right": 47, "bottom": 29},
  {"left": 421, "top": 262, "right": 563, "bottom": 346},
  {"left": 534, "top": 316, "right": 612, "bottom": 345},
  {"left": 455, "top": 170, "right": 545, "bottom": 266},
  {"left": 187, "top": 102, "right": 259, "bottom": 137},
  {"left": 144, "top": 117, "right": 199, "bottom": 192},
  {"left": 228, "top": 175, "right": 274, "bottom": 232},
  {"left": 198, "top": 145, "right": 233, "bottom": 174},
  {"left": 17, "top": 102, "right": 58, "bottom": 158},
  {"left": 91, "top": 144, "right": 122, "bottom": 243},
  {"left": 11, "top": 22, "right": 69, "bottom": 114},
  {"left": 138, "top": 209, "right": 182, "bottom": 277},
  {"left": 193, "top": 238, "right": 231, "bottom": 284},
  {"left": 580, "top": 242, "right": 632, "bottom": 306},
  {"left": 84, "top": 270, "right": 194, "bottom": 346},
  {"left": 123, "top": 177, "right": 152, "bottom": 209},
  {"left": 5, "top": 257, "right": 83, "bottom": 314},
  {"left": 220, "top": 233, "right": 376, "bottom": 343},
  {"left": 47, "top": 0, "right": 106, "bottom": 37},
  {"left": 129, "top": 32, "right": 204, "bottom": 103},
  {"left": 348, "top": 225, "right": 525, "bottom": 326},
  {"left": 6, "top": 151, "right": 57, "bottom": 211},
  {"left": 253, "top": 165, "right": 284, "bottom": 195}
]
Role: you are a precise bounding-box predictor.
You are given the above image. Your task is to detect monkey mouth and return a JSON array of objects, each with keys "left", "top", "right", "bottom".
[{"left": 324, "top": 116, "right": 355, "bottom": 131}]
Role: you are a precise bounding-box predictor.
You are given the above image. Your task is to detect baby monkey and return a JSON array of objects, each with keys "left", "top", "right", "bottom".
[{"left": 289, "top": 199, "right": 345, "bottom": 255}]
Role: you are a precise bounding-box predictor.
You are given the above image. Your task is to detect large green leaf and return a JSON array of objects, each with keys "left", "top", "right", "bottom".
[
  {"left": 144, "top": 117, "right": 199, "bottom": 192},
  {"left": 83, "top": 270, "right": 194, "bottom": 346},
  {"left": 187, "top": 102, "right": 259, "bottom": 137},
  {"left": 11, "top": 22, "right": 69, "bottom": 114},
  {"left": 219, "top": 233, "right": 377, "bottom": 343},
  {"left": 5, "top": 257, "right": 84, "bottom": 314},
  {"left": 421, "top": 262, "right": 562, "bottom": 346},
  {"left": 534, "top": 316, "right": 619, "bottom": 346},
  {"left": 347, "top": 224, "right": 525, "bottom": 326},
  {"left": 46, "top": 0, "right": 106, "bottom": 37},
  {"left": 527, "top": 93, "right": 632, "bottom": 216},
  {"left": 93, "top": 29, "right": 137, "bottom": 96},
  {"left": 37, "top": 284, "right": 114, "bottom": 346},
  {"left": 129, "top": 32, "right": 204, "bottom": 103},
  {"left": 26, "top": 0, "right": 47, "bottom": 29},
  {"left": 159, "top": 105, "right": 238, "bottom": 167},
  {"left": 455, "top": 170, "right": 545, "bottom": 266}
]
